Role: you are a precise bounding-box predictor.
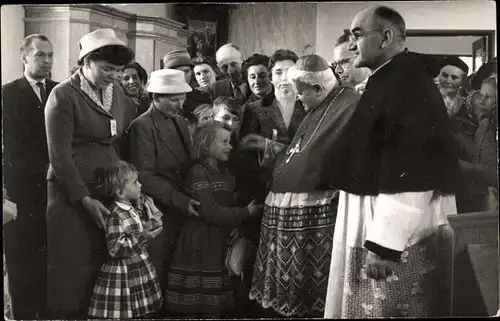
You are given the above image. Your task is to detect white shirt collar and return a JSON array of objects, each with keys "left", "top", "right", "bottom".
[
  {"left": 24, "top": 72, "right": 46, "bottom": 86},
  {"left": 115, "top": 201, "right": 133, "bottom": 211}
]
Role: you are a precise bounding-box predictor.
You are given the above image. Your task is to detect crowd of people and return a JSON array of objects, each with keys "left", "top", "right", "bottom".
[{"left": 2, "top": 4, "right": 498, "bottom": 320}]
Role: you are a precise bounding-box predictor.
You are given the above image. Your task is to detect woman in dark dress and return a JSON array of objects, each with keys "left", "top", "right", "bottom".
[{"left": 45, "top": 28, "right": 135, "bottom": 318}]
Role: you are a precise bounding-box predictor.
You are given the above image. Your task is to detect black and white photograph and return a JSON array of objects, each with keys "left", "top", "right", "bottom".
[{"left": 1, "top": 1, "right": 498, "bottom": 320}]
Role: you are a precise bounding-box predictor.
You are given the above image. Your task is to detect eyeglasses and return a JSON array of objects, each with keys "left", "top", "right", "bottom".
[
  {"left": 331, "top": 58, "right": 353, "bottom": 71},
  {"left": 349, "top": 29, "right": 382, "bottom": 42}
]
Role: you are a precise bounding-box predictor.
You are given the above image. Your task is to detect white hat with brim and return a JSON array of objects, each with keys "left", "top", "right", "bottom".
[
  {"left": 78, "top": 28, "right": 128, "bottom": 60},
  {"left": 147, "top": 69, "right": 193, "bottom": 95}
]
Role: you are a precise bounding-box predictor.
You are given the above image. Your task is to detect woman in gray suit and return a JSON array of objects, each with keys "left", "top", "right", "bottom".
[{"left": 45, "top": 29, "right": 136, "bottom": 318}]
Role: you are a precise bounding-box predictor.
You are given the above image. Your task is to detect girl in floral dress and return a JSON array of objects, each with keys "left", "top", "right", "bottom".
[
  {"left": 165, "top": 122, "right": 261, "bottom": 318},
  {"left": 88, "top": 161, "right": 164, "bottom": 319}
]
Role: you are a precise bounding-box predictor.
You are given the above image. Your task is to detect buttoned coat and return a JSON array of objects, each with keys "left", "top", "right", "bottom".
[
  {"left": 44, "top": 71, "right": 136, "bottom": 317},
  {"left": 127, "top": 106, "right": 193, "bottom": 288}
]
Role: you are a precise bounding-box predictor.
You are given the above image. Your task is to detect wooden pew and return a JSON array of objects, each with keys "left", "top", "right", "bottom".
[{"left": 447, "top": 211, "right": 499, "bottom": 317}]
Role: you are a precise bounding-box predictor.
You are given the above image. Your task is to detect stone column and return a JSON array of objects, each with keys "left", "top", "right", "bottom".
[
  {"left": 130, "top": 15, "right": 191, "bottom": 75},
  {"left": 1, "top": 5, "right": 25, "bottom": 85},
  {"left": 23, "top": 4, "right": 189, "bottom": 82}
]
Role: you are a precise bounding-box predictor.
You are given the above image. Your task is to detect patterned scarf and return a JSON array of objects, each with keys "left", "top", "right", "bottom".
[{"left": 79, "top": 70, "right": 114, "bottom": 113}]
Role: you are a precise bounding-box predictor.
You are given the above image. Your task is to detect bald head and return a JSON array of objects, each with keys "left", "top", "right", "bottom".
[
  {"left": 349, "top": 5, "right": 406, "bottom": 71},
  {"left": 373, "top": 6, "right": 406, "bottom": 41}
]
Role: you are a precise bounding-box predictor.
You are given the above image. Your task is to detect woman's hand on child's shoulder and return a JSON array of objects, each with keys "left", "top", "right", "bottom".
[{"left": 246, "top": 199, "right": 263, "bottom": 217}]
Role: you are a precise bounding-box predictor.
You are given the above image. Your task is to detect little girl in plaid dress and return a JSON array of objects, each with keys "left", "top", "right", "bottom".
[
  {"left": 165, "top": 123, "right": 262, "bottom": 318},
  {"left": 88, "top": 161, "right": 164, "bottom": 319}
]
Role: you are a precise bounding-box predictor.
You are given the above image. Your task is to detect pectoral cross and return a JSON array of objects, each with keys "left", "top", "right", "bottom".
[{"left": 285, "top": 138, "right": 302, "bottom": 164}]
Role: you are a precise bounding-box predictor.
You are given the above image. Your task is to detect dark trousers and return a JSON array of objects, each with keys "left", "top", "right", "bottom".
[{"left": 4, "top": 185, "right": 47, "bottom": 320}]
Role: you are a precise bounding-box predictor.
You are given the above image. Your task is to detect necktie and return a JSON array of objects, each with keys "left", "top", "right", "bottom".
[
  {"left": 233, "top": 84, "right": 244, "bottom": 102},
  {"left": 36, "top": 82, "right": 47, "bottom": 105}
]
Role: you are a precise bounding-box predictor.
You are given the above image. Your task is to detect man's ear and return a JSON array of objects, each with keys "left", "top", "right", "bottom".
[
  {"left": 380, "top": 29, "right": 394, "bottom": 49},
  {"left": 20, "top": 52, "right": 27, "bottom": 65},
  {"left": 313, "top": 84, "right": 323, "bottom": 94}
]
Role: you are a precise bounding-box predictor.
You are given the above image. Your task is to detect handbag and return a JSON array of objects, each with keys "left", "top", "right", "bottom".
[{"left": 225, "top": 235, "right": 256, "bottom": 276}]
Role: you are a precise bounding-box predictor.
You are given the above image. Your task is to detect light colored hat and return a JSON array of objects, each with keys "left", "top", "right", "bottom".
[
  {"left": 163, "top": 50, "right": 194, "bottom": 69},
  {"left": 78, "top": 28, "right": 127, "bottom": 60},
  {"left": 146, "top": 69, "right": 193, "bottom": 94}
]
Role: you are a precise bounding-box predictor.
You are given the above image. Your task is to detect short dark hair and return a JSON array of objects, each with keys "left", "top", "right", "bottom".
[
  {"left": 78, "top": 45, "right": 134, "bottom": 66},
  {"left": 268, "top": 49, "right": 299, "bottom": 73},
  {"left": 20, "top": 34, "right": 51, "bottom": 56},
  {"left": 373, "top": 6, "right": 406, "bottom": 40},
  {"left": 335, "top": 33, "right": 351, "bottom": 46},
  {"left": 242, "top": 53, "right": 270, "bottom": 78},
  {"left": 122, "top": 61, "right": 148, "bottom": 85}
]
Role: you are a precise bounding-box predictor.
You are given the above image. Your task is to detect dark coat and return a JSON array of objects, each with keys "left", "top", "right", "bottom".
[
  {"left": 240, "top": 92, "right": 306, "bottom": 144},
  {"left": 44, "top": 71, "right": 136, "bottom": 316},
  {"left": 330, "top": 50, "right": 460, "bottom": 196},
  {"left": 199, "top": 78, "right": 252, "bottom": 105},
  {"left": 234, "top": 92, "right": 307, "bottom": 202},
  {"left": 2, "top": 75, "right": 58, "bottom": 318},
  {"left": 127, "top": 106, "right": 193, "bottom": 287}
]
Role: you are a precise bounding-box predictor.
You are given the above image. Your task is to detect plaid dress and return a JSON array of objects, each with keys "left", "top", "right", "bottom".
[{"left": 88, "top": 201, "right": 163, "bottom": 318}]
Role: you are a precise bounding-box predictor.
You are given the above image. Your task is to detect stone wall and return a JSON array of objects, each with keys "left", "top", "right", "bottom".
[{"left": 228, "top": 3, "right": 317, "bottom": 58}]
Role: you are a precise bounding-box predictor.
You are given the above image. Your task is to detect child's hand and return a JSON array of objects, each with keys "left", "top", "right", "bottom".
[
  {"left": 246, "top": 199, "right": 263, "bottom": 217},
  {"left": 188, "top": 198, "right": 201, "bottom": 217},
  {"left": 145, "top": 226, "right": 163, "bottom": 239}
]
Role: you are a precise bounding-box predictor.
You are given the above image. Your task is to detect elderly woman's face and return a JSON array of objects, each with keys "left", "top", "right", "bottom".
[
  {"left": 194, "top": 64, "right": 217, "bottom": 88},
  {"left": 438, "top": 65, "right": 464, "bottom": 95},
  {"left": 478, "top": 82, "right": 497, "bottom": 120},
  {"left": 85, "top": 60, "right": 123, "bottom": 89},
  {"left": 121, "top": 68, "right": 142, "bottom": 97}
]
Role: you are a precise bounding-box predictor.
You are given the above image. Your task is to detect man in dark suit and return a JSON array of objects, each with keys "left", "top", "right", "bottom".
[
  {"left": 2, "top": 33, "right": 58, "bottom": 319},
  {"left": 199, "top": 43, "right": 252, "bottom": 105}
]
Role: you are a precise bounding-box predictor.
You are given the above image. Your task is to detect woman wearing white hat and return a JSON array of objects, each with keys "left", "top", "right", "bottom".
[
  {"left": 128, "top": 69, "right": 202, "bottom": 311},
  {"left": 45, "top": 28, "right": 136, "bottom": 318}
]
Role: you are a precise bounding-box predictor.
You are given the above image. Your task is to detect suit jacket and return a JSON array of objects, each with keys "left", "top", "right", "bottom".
[
  {"left": 127, "top": 106, "right": 192, "bottom": 218},
  {"left": 2, "top": 76, "right": 58, "bottom": 202},
  {"left": 240, "top": 92, "right": 306, "bottom": 144},
  {"left": 199, "top": 78, "right": 252, "bottom": 105},
  {"left": 45, "top": 71, "right": 137, "bottom": 203}
]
